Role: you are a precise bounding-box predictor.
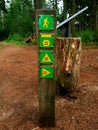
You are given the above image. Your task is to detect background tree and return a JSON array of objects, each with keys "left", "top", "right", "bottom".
[
  {"left": 0, "top": 0, "right": 7, "bottom": 40},
  {"left": 7, "top": 0, "right": 34, "bottom": 37},
  {"left": 58, "top": 0, "right": 98, "bottom": 36},
  {"left": 71, "top": 0, "right": 75, "bottom": 36},
  {"left": 0, "top": 0, "right": 97, "bottom": 42},
  {"left": 0, "top": 0, "right": 7, "bottom": 12},
  {"left": 34, "top": 0, "right": 45, "bottom": 10}
]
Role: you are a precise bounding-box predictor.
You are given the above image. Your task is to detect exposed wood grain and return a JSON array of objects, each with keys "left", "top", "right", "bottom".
[{"left": 55, "top": 37, "right": 82, "bottom": 93}]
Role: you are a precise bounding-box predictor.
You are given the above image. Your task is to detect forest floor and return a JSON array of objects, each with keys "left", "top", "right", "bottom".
[{"left": 0, "top": 41, "right": 98, "bottom": 130}]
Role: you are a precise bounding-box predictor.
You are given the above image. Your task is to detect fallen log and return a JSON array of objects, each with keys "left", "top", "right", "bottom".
[{"left": 25, "top": 35, "right": 36, "bottom": 44}]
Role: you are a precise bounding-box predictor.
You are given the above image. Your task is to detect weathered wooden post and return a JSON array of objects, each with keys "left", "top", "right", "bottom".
[{"left": 35, "top": 9, "right": 56, "bottom": 126}]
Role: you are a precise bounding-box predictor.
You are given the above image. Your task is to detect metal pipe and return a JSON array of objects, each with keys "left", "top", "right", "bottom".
[{"left": 56, "top": 6, "right": 88, "bottom": 29}]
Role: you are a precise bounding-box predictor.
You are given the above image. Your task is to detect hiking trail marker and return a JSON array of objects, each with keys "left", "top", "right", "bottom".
[
  {"left": 39, "top": 15, "right": 54, "bottom": 30},
  {"left": 36, "top": 9, "right": 56, "bottom": 126}
]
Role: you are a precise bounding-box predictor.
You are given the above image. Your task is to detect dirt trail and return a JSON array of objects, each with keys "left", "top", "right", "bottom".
[
  {"left": 0, "top": 42, "right": 98, "bottom": 130},
  {"left": 0, "top": 42, "right": 38, "bottom": 130}
]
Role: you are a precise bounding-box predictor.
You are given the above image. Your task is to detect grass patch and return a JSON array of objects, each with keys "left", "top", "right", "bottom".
[
  {"left": 76, "top": 30, "right": 98, "bottom": 45},
  {"left": 6, "top": 33, "right": 26, "bottom": 46},
  {"left": 93, "top": 29, "right": 98, "bottom": 45},
  {"left": 0, "top": 44, "right": 4, "bottom": 48},
  {"left": 6, "top": 40, "right": 26, "bottom": 46},
  {"left": 6, "top": 33, "right": 37, "bottom": 46}
]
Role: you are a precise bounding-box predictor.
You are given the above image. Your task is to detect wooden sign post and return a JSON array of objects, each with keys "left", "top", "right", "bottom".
[{"left": 36, "top": 9, "right": 56, "bottom": 126}]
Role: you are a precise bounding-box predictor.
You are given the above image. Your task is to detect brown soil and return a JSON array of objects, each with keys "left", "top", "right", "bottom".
[{"left": 0, "top": 42, "right": 98, "bottom": 130}]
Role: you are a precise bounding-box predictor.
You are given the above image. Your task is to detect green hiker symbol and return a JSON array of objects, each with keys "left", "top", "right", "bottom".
[{"left": 43, "top": 17, "right": 49, "bottom": 28}]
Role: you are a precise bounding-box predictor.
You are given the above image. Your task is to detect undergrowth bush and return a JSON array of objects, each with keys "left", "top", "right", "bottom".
[
  {"left": 57, "top": 29, "right": 62, "bottom": 37},
  {"left": 0, "top": 30, "right": 9, "bottom": 41},
  {"left": 0, "top": 44, "right": 4, "bottom": 48},
  {"left": 76, "top": 30, "right": 98, "bottom": 45},
  {"left": 6, "top": 33, "right": 26, "bottom": 46},
  {"left": 93, "top": 29, "right": 98, "bottom": 44},
  {"left": 79, "top": 30, "right": 94, "bottom": 44},
  {"left": 6, "top": 33, "right": 37, "bottom": 46}
]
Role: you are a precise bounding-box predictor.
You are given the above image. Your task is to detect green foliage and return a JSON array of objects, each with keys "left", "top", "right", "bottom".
[
  {"left": 0, "top": 0, "right": 7, "bottom": 12},
  {"left": 93, "top": 29, "right": 98, "bottom": 44},
  {"left": 6, "top": 33, "right": 37, "bottom": 46},
  {"left": 6, "top": 0, "right": 34, "bottom": 37},
  {"left": 0, "top": 44, "right": 4, "bottom": 48},
  {"left": 57, "top": 29, "right": 62, "bottom": 37},
  {"left": 76, "top": 30, "right": 94, "bottom": 45},
  {"left": 0, "top": 0, "right": 97, "bottom": 43},
  {"left": 6, "top": 33, "right": 26, "bottom": 46},
  {"left": 7, "top": 33, "right": 23, "bottom": 41},
  {"left": 0, "top": 29, "right": 9, "bottom": 40}
]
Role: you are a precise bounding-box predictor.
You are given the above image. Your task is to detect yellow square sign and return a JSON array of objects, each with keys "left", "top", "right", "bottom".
[{"left": 39, "top": 34, "right": 54, "bottom": 48}]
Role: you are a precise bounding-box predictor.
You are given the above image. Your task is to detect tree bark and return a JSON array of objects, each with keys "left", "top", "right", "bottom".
[
  {"left": 55, "top": 37, "right": 82, "bottom": 94},
  {"left": 34, "top": 0, "right": 44, "bottom": 10},
  {"left": 94, "top": 0, "right": 98, "bottom": 30},
  {"left": 71, "top": 0, "right": 75, "bottom": 36}
]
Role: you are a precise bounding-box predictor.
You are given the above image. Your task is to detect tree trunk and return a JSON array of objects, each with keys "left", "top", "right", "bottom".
[
  {"left": 94, "top": 0, "right": 98, "bottom": 30},
  {"left": 34, "top": 0, "right": 44, "bottom": 10},
  {"left": 62, "top": 0, "right": 67, "bottom": 20},
  {"left": 55, "top": 37, "right": 82, "bottom": 94},
  {"left": 71, "top": 0, "right": 75, "bottom": 36}
]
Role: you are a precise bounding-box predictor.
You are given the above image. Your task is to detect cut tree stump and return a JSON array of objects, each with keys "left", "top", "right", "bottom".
[{"left": 55, "top": 37, "right": 82, "bottom": 94}]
